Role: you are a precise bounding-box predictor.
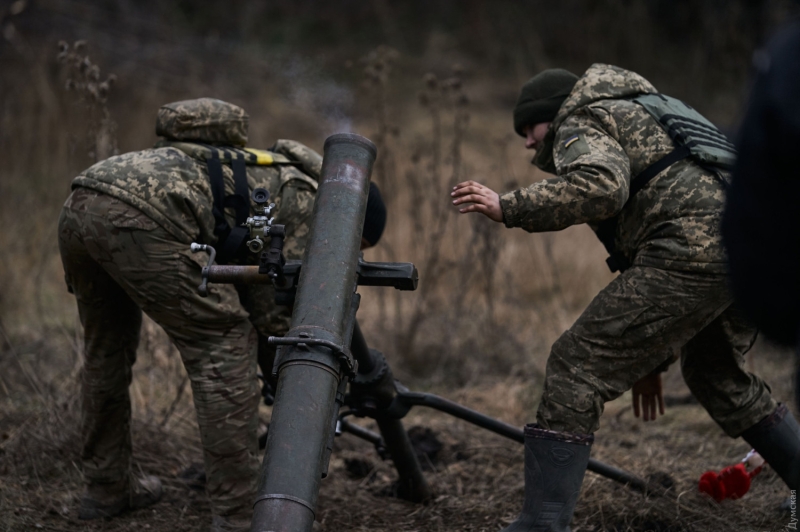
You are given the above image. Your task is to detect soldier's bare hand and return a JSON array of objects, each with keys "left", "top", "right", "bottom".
[
  {"left": 451, "top": 181, "right": 503, "bottom": 223},
  {"left": 632, "top": 373, "right": 665, "bottom": 422}
]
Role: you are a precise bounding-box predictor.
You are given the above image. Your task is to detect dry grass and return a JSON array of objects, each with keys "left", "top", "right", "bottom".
[
  {"left": 1, "top": 341, "right": 794, "bottom": 532},
  {"left": 2, "top": 2, "right": 799, "bottom": 531}
]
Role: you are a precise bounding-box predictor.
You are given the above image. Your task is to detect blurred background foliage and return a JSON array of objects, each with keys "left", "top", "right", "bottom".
[
  {"left": 1, "top": 0, "right": 798, "bottom": 383},
  {"left": 2, "top": 2, "right": 799, "bottom": 531}
]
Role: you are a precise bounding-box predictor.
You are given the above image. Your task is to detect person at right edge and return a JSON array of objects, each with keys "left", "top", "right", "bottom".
[
  {"left": 450, "top": 64, "right": 796, "bottom": 531},
  {"left": 723, "top": 22, "right": 800, "bottom": 397},
  {"left": 722, "top": 19, "right": 800, "bottom": 511}
]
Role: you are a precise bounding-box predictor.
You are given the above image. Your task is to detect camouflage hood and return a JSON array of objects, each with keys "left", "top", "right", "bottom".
[
  {"left": 156, "top": 98, "right": 249, "bottom": 146},
  {"left": 534, "top": 64, "right": 657, "bottom": 171},
  {"left": 552, "top": 63, "right": 658, "bottom": 130}
]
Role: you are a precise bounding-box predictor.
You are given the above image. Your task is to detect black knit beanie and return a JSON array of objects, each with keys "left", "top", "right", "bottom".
[
  {"left": 362, "top": 182, "right": 386, "bottom": 247},
  {"left": 513, "top": 69, "right": 579, "bottom": 136}
]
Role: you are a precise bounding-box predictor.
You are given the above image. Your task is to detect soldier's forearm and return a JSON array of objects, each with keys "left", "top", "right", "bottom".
[{"left": 500, "top": 182, "right": 625, "bottom": 233}]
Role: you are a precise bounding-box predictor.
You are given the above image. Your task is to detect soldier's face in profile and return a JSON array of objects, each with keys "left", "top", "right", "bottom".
[{"left": 523, "top": 122, "right": 551, "bottom": 151}]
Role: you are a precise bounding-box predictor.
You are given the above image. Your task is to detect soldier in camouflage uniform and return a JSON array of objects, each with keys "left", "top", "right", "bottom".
[
  {"left": 58, "top": 99, "right": 320, "bottom": 532},
  {"left": 452, "top": 64, "right": 798, "bottom": 531}
]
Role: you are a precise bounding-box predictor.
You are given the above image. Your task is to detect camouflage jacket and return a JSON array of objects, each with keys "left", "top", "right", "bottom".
[
  {"left": 499, "top": 64, "right": 728, "bottom": 273},
  {"left": 70, "top": 99, "right": 319, "bottom": 261}
]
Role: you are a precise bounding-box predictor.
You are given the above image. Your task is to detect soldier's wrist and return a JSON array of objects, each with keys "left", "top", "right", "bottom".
[{"left": 499, "top": 190, "right": 521, "bottom": 228}]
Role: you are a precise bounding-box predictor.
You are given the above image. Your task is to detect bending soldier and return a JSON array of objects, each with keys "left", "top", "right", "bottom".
[
  {"left": 451, "top": 65, "right": 796, "bottom": 531},
  {"left": 58, "top": 99, "right": 319, "bottom": 532}
]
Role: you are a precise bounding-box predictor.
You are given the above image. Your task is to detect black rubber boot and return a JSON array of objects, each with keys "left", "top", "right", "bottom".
[
  {"left": 501, "top": 424, "right": 593, "bottom": 532},
  {"left": 79, "top": 475, "right": 162, "bottom": 519},
  {"left": 741, "top": 403, "right": 800, "bottom": 490}
]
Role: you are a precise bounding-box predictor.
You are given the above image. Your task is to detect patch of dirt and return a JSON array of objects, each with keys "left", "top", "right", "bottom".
[{"left": 0, "top": 342, "right": 793, "bottom": 532}]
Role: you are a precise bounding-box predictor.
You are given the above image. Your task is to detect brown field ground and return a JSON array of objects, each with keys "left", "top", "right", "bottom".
[{"left": 1, "top": 2, "right": 799, "bottom": 531}]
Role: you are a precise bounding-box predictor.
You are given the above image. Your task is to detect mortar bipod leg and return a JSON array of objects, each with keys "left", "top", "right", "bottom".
[
  {"left": 390, "top": 389, "right": 649, "bottom": 494},
  {"left": 349, "top": 321, "right": 433, "bottom": 502}
]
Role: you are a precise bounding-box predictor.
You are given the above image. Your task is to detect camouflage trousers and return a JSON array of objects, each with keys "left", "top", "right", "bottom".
[
  {"left": 58, "top": 188, "right": 262, "bottom": 520},
  {"left": 537, "top": 265, "right": 777, "bottom": 437}
]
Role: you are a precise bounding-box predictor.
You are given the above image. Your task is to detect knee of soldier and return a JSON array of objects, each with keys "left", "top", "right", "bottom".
[
  {"left": 544, "top": 330, "right": 602, "bottom": 393},
  {"left": 185, "top": 334, "right": 258, "bottom": 395},
  {"left": 175, "top": 321, "right": 256, "bottom": 365},
  {"left": 190, "top": 376, "right": 260, "bottom": 441},
  {"left": 548, "top": 327, "right": 597, "bottom": 369},
  {"left": 188, "top": 355, "right": 258, "bottom": 397}
]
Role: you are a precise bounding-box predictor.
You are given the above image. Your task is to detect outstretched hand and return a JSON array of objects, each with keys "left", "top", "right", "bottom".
[
  {"left": 451, "top": 181, "right": 503, "bottom": 223},
  {"left": 632, "top": 372, "right": 666, "bottom": 422}
]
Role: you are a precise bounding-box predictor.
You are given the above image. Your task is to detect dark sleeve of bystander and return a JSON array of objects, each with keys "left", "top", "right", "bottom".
[{"left": 722, "top": 20, "right": 800, "bottom": 348}]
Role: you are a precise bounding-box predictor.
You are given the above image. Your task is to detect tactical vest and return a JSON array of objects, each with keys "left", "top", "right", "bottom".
[
  {"left": 596, "top": 93, "right": 737, "bottom": 273},
  {"left": 155, "top": 140, "right": 306, "bottom": 264}
]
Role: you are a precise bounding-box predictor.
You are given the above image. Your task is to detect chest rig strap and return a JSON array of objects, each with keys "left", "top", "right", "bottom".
[
  {"left": 595, "top": 93, "right": 735, "bottom": 273},
  {"left": 595, "top": 145, "right": 693, "bottom": 273},
  {"left": 206, "top": 147, "right": 250, "bottom": 264}
]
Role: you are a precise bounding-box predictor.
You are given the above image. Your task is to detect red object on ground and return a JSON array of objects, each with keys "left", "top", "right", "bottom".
[{"left": 698, "top": 462, "right": 764, "bottom": 502}]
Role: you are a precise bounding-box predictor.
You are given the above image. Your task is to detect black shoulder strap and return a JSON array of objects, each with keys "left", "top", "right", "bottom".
[
  {"left": 207, "top": 149, "right": 230, "bottom": 240},
  {"left": 227, "top": 150, "right": 250, "bottom": 226},
  {"left": 205, "top": 148, "right": 251, "bottom": 264},
  {"left": 629, "top": 145, "right": 691, "bottom": 198},
  {"left": 217, "top": 151, "right": 250, "bottom": 264}
]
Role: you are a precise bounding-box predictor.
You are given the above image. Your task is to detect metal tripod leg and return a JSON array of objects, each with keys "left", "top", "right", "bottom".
[
  {"left": 374, "top": 416, "right": 432, "bottom": 502},
  {"left": 349, "top": 321, "right": 433, "bottom": 502}
]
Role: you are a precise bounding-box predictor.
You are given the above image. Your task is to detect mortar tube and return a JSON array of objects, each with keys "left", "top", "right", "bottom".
[{"left": 250, "top": 134, "right": 376, "bottom": 532}]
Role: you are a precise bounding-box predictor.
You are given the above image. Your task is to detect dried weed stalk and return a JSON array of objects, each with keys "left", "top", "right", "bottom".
[
  {"left": 56, "top": 40, "right": 118, "bottom": 162},
  {"left": 360, "top": 48, "right": 524, "bottom": 383},
  {"left": 361, "top": 46, "right": 402, "bottom": 330},
  {"left": 400, "top": 67, "right": 471, "bottom": 362}
]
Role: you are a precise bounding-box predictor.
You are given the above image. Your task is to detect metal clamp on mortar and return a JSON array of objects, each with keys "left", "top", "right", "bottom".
[{"left": 268, "top": 330, "right": 357, "bottom": 378}]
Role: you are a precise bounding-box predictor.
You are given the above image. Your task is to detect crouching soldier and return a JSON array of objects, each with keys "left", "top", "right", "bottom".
[
  {"left": 451, "top": 65, "right": 796, "bottom": 531},
  {"left": 58, "top": 98, "right": 319, "bottom": 532}
]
